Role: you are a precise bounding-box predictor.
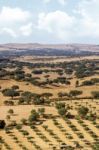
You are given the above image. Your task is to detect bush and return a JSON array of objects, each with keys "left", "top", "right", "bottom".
[
  {"left": 58, "top": 92, "right": 69, "bottom": 98},
  {"left": 8, "top": 109, "right": 14, "bottom": 114},
  {"left": 82, "top": 80, "right": 94, "bottom": 86},
  {"left": 58, "top": 108, "right": 67, "bottom": 116},
  {"left": 11, "top": 85, "right": 19, "bottom": 90},
  {"left": 16, "top": 124, "right": 22, "bottom": 130},
  {"left": 2, "top": 88, "right": 20, "bottom": 99},
  {"left": 78, "top": 106, "right": 89, "bottom": 118},
  {"left": 91, "top": 91, "right": 99, "bottom": 99},
  {"left": 0, "top": 120, "right": 6, "bottom": 129},
  {"left": 56, "top": 102, "right": 65, "bottom": 109},
  {"left": 33, "top": 97, "right": 44, "bottom": 105},
  {"left": 28, "top": 109, "right": 39, "bottom": 122},
  {"left": 69, "top": 90, "right": 83, "bottom": 97},
  {"left": 32, "top": 70, "right": 43, "bottom": 74}
]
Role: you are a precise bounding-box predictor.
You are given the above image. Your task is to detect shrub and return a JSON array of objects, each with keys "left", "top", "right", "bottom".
[
  {"left": 69, "top": 90, "right": 83, "bottom": 97},
  {"left": 82, "top": 80, "right": 94, "bottom": 86},
  {"left": 8, "top": 109, "right": 14, "bottom": 115},
  {"left": 2, "top": 88, "right": 20, "bottom": 99},
  {"left": 28, "top": 110, "right": 39, "bottom": 122},
  {"left": 11, "top": 85, "right": 19, "bottom": 90},
  {"left": 91, "top": 91, "right": 99, "bottom": 99},
  {"left": 0, "top": 120, "right": 6, "bottom": 129},
  {"left": 78, "top": 106, "right": 89, "bottom": 118}
]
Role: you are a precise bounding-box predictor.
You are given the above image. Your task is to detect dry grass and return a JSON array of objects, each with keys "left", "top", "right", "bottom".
[
  {"left": 0, "top": 99, "right": 99, "bottom": 149},
  {"left": 0, "top": 56, "right": 99, "bottom": 150}
]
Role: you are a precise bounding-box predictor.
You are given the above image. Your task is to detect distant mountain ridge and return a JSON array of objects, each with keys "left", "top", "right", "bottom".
[{"left": 0, "top": 43, "right": 99, "bottom": 52}]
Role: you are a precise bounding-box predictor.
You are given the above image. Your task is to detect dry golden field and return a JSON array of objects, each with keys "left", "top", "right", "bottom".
[{"left": 0, "top": 56, "right": 99, "bottom": 150}]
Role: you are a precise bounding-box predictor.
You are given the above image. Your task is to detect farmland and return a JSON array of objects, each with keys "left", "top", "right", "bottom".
[{"left": 0, "top": 55, "right": 99, "bottom": 150}]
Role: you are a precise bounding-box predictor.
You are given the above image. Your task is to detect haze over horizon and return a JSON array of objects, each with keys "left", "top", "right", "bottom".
[{"left": 0, "top": 0, "right": 99, "bottom": 44}]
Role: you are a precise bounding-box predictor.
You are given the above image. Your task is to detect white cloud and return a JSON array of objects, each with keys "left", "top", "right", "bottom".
[
  {"left": 0, "top": 28, "right": 17, "bottom": 38},
  {"left": 0, "top": 0, "right": 99, "bottom": 43},
  {"left": 0, "top": 6, "right": 32, "bottom": 38},
  {"left": 76, "top": 0, "right": 99, "bottom": 38},
  {"left": 37, "top": 11, "right": 75, "bottom": 40},
  {"left": 38, "top": 0, "right": 99, "bottom": 42},
  {"left": 0, "top": 6, "right": 31, "bottom": 24},
  {"left": 20, "top": 23, "right": 33, "bottom": 36}
]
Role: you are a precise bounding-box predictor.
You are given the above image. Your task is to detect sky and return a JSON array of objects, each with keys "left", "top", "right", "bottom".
[{"left": 0, "top": 0, "right": 99, "bottom": 44}]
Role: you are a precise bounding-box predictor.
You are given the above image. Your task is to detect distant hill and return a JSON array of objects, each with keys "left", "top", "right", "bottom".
[
  {"left": 0, "top": 43, "right": 99, "bottom": 57},
  {"left": 0, "top": 43, "right": 99, "bottom": 52}
]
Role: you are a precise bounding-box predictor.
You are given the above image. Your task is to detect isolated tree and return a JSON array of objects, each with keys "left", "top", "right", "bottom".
[
  {"left": 8, "top": 109, "right": 14, "bottom": 115},
  {"left": 28, "top": 109, "right": 39, "bottom": 122},
  {"left": 58, "top": 107, "right": 67, "bottom": 116},
  {"left": 78, "top": 106, "right": 89, "bottom": 118},
  {"left": 56, "top": 102, "right": 69, "bottom": 117}
]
